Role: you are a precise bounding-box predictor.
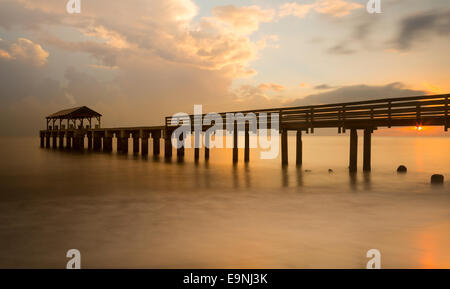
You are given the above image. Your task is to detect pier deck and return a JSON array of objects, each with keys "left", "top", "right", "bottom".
[{"left": 40, "top": 94, "right": 449, "bottom": 172}]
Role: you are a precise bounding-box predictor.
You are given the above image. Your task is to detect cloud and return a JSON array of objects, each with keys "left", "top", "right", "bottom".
[
  {"left": 232, "top": 83, "right": 287, "bottom": 107},
  {"left": 314, "top": 84, "right": 336, "bottom": 90},
  {"left": 392, "top": 9, "right": 450, "bottom": 50},
  {"left": 212, "top": 5, "right": 275, "bottom": 35},
  {"left": 279, "top": 3, "right": 315, "bottom": 18},
  {"left": 0, "top": 49, "right": 13, "bottom": 60},
  {"left": 314, "top": 0, "right": 363, "bottom": 17},
  {"left": 1, "top": 0, "right": 268, "bottom": 76},
  {"left": 0, "top": 37, "right": 49, "bottom": 66},
  {"left": 326, "top": 43, "right": 355, "bottom": 54},
  {"left": 287, "top": 82, "right": 426, "bottom": 106},
  {"left": 279, "top": 0, "right": 363, "bottom": 18},
  {"left": 258, "top": 82, "right": 285, "bottom": 92}
]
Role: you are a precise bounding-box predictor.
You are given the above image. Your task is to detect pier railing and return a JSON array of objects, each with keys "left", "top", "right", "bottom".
[{"left": 165, "top": 94, "right": 449, "bottom": 131}]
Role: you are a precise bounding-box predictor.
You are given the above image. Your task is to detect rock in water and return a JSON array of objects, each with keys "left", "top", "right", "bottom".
[
  {"left": 397, "top": 165, "right": 407, "bottom": 173},
  {"left": 431, "top": 174, "right": 444, "bottom": 184}
]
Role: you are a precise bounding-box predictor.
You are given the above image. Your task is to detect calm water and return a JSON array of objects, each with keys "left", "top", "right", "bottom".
[{"left": 0, "top": 136, "right": 449, "bottom": 268}]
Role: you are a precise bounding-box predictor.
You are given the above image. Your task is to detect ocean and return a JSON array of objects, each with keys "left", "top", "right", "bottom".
[{"left": 0, "top": 135, "right": 449, "bottom": 268}]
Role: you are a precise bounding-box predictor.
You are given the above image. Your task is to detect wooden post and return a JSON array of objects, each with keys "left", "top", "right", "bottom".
[
  {"left": 52, "top": 133, "right": 57, "bottom": 148},
  {"left": 349, "top": 128, "right": 358, "bottom": 172},
  {"left": 59, "top": 133, "right": 64, "bottom": 149},
  {"left": 244, "top": 124, "right": 250, "bottom": 162},
  {"left": 133, "top": 134, "right": 139, "bottom": 154},
  {"left": 118, "top": 131, "right": 128, "bottom": 154},
  {"left": 66, "top": 135, "right": 72, "bottom": 149},
  {"left": 164, "top": 130, "right": 172, "bottom": 158},
  {"left": 152, "top": 131, "right": 161, "bottom": 155},
  {"left": 103, "top": 135, "right": 112, "bottom": 152},
  {"left": 233, "top": 121, "right": 238, "bottom": 163},
  {"left": 363, "top": 128, "right": 372, "bottom": 172},
  {"left": 72, "top": 135, "right": 79, "bottom": 150},
  {"left": 176, "top": 130, "right": 185, "bottom": 157},
  {"left": 87, "top": 133, "right": 93, "bottom": 150},
  {"left": 93, "top": 134, "right": 101, "bottom": 151},
  {"left": 445, "top": 96, "right": 448, "bottom": 132},
  {"left": 141, "top": 132, "right": 149, "bottom": 155},
  {"left": 296, "top": 129, "right": 302, "bottom": 166},
  {"left": 281, "top": 128, "right": 288, "bottom": 166},
  {"left": 205, "top": 131, "right": 210, "bottom": 161},
  {"left": 194, "top": 130, "right": 200, "bottom": 161}
]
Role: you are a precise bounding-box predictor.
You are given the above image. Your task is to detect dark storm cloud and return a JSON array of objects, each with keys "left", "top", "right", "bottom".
[
  {"left": 393, "top": 9, "right": 450, "bottom": 50},
  {"left": 287, "top": 82, "right": 426, "bottom": 106}
]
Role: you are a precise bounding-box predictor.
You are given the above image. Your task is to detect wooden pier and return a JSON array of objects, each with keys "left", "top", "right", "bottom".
[{"left": 40, "top": 94, "right": 449, "bottom": 172}]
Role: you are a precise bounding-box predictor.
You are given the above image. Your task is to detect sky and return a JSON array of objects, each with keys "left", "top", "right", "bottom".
[{"left": 0, "top": 0, "right": 449, "bottom": 136}]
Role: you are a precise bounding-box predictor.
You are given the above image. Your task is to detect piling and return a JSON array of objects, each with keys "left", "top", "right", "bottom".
[
  {"left": 363, "top": 128, "right": 372, "bottom": 172},
  {"left": 152, "top": 131, "right": 161, "bottom": 156},
  {"left": 141, "top": 132, "right": 149, "bottom": 155},
  {"left": 281, "top": 128, "right": 288, "bottom": 166},
  {"left": 205, "top": 131, "right": 210, "bottom": 160},
  {"left": 349, "top": 128, "right": 358, "bottom": 172},
  {"left": 164, "top": 130, "right": 172, "bottom": 158},
  {"left": 103, "top": 134, "right": 112, "bottom": 152},
  {"left": 132, "top": 134, "right": 139, "bottom": 154},
  {"left": 296, "top": 129, "right": 302, "bottom": 166},
  {"left": 244, "top": 124, "right": 250, "bottom": 163},
  {"left": 233, "top": 121, "right": 238, "bottom": 163}
]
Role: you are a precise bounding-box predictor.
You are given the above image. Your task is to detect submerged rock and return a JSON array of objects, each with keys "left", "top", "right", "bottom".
[
  {"left": 431, "top": 174, "right": 444, "bottom": 184},
  {"left": 397, "top": 165, "right": 407, "bottom": 173}
]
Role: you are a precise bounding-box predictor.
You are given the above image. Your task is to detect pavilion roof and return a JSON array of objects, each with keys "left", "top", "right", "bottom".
[{"left": 46, "top": 106, "right": 102, "bottom": 119}]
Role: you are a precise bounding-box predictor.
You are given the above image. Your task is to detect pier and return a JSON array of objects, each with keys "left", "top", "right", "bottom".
[{"left": 40, "top": 94, "right": 449, "bottom": 172}]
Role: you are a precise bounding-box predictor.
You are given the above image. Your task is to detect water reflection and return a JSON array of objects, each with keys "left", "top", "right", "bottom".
[{"left": 0, "top": 136, "right": 449, "bottom": 268}]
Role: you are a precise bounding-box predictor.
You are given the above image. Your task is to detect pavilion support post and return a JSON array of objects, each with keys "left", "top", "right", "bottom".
[
  {"left": 233, "top": 121, "right": 238, "bottom": 163},
  {"left": 363, "top": 128, "right": 372, "bottom": 172},
  {"left": 141, "top": 132, "right": 149, "bottom": 156},
  {"left": 244, "top": 124, "right": 250, "bottom": 163},
  {"left": 152, "top": 131, "right": 161, "bottom": 156},
  {"left": 281, "top": 128, "right": 288, "bottom": 166},
  {"left": 164, "top": 130, "right": 172, "bottom": 158},
  {"left": 349, "top": 128, "right": 358, "bottom": 172},
  {"left": 296, "top": 129, "right": 302, "bottom": 166},
  {"left": 132, "top": 134, "right": 139, "bottom": 154}
]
